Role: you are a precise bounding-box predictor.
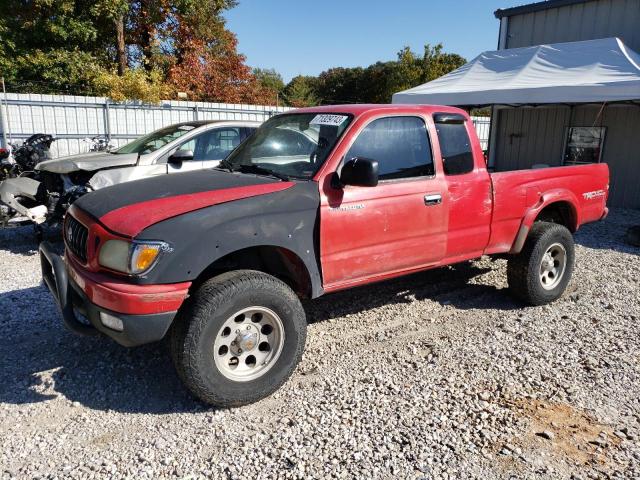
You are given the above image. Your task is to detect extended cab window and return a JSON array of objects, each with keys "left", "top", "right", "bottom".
[
  {"left": 345, "top": 116, "right": 434, "bottom": 180},
  {"left": 435, "top": 121, "right": 474, "bottom": 175}
]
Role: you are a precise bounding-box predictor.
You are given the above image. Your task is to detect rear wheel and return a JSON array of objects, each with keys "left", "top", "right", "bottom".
[
  {"left": 171, "top": 270, "right": 306, "bottom": 407},
  {"left": 507, "top": 221, "right": 575, "bottom": 305}
]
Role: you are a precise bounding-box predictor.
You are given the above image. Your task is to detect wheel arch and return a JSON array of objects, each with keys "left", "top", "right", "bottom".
[
  {"left": 510, "top": 190, "right": 580, "bottom": 254},
  {"left": 190, "top": 245, "right": 317, "bottom": 299},
  {"left": 534, "top": 200, "right": 578, "bottom": 232}
]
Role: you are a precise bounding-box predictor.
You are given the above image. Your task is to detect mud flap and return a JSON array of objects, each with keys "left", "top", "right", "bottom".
[{"left": 0, "top": 177, "right": 48, "bottom": 224}]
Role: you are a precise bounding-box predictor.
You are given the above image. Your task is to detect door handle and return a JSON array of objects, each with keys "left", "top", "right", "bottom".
[{"left": 424, "top": 193, "right": 442, "bottom": 206}]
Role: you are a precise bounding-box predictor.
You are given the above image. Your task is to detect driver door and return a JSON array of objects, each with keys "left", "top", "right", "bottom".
[{"left": 320, "top": 115, "right": 448, "bottom": 288}]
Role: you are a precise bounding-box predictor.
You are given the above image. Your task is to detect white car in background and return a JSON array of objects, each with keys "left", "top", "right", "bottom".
[{"left": 0, "top": 120, "right": 260, "bottom": 228}]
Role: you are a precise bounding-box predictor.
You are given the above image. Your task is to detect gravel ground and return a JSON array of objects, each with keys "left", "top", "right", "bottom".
[{"left": 1, "top": 210, "right": 639, "bottom": 480}]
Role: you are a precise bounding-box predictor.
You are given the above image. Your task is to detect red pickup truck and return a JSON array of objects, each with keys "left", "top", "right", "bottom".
[{"left": 40, "top": 104, "right": 609, "bottom": 407}]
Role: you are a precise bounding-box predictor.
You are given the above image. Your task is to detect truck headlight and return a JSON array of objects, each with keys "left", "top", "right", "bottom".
[
  {"left": 98, "top": 239, "right": 130, "bottom": 272},
  {"left": 98, "top": 240, "right": 170, "bottom": 275}
]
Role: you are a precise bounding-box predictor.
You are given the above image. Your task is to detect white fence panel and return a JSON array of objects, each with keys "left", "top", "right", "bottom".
[
  {"left": 0, "top": 92, "right": 289, "bottom": 158},
  {"left": 471, "top": 116, "right": 491, "bottom": 151}
]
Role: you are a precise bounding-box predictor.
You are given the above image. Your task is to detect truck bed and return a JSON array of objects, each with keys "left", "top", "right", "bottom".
[{"left": 485, "top": 163, "right": 609, "bottom": 254}]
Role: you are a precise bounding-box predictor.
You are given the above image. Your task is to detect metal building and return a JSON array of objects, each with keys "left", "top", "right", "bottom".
[{"left": 492, "top": 0, "right": 640, "bottom": 208}]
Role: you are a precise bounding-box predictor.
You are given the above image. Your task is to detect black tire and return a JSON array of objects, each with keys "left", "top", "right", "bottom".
[
  {"left": 507, "top": 221, "right": 575, "bottom": 306},
  {"left": 170, "top": 270, "right": 307, "bottom": 407}
]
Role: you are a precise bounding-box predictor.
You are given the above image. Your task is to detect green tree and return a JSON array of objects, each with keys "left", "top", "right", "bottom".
[
  {"left": 283, "top": 76, "right": 319, "bottom": 107},
  {"left": 93, "top": 68, "right": 171, "bottom": 103},
  {"left": 419, "top": 43, "right": 466, "bottom": 83},
  {"left": 360, "top": 61, "right": 405, "bottom": 103},
  {"left": 280, "top": 43, "right": 466, "bottom": 106},
  {"left": 0, "top": 0, "right": 103, "bottom": 93},
  {"left": 0, "top": 18, "right": 16, "bottom": 83},
  {"left": 315, "top": 67, "right": 366, "bottom": 104},
  {"left": 90, "top": 0, "right": 130, "bottom": 75},
  {"left": 11, "top": 50, "right": 103, "bottom": 94}
]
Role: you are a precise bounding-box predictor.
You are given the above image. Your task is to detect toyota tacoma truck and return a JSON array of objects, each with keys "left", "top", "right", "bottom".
[{"left": 40, "top": 104, "right": 609, "bottom": 407}]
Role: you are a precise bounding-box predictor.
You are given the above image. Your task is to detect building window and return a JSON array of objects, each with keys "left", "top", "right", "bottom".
[{"left": 563, "top": 127, "right": 606, "bottom": 165}]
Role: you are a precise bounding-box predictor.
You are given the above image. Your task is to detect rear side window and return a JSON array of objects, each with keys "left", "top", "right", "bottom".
[
  {"left": 345, "top": 116, "right": 434, "bottom": 181},
  {"left": 435, "top": 122, "right": 474, "bottom": 175}
]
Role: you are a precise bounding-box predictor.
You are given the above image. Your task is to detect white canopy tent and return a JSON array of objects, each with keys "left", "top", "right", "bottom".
[{"left": 392, "top": 37, "right": 640, "bottom": 106}]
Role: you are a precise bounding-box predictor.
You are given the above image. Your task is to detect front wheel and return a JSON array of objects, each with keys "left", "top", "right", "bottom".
[
  {"left": 507, "top": 222, "right": 575, "bottom": 306},
  {"left": 171, "top": 270, "right": 307, "bottom": 407}
]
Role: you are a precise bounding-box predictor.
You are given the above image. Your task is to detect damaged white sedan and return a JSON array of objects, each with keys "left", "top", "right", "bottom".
[{"left": 0, "top": 120, "right": 260, "bottom": 228}]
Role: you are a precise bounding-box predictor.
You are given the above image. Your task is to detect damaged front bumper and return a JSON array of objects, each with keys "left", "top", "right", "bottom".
[
  {"left": 0, "top": 177, "right": 48, "bottom": 225},
  {"left": 39, "top": 242, "right": 189, "bottom": 347}
]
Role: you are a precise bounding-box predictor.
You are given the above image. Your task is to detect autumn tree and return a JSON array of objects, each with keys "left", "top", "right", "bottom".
[
  {"left": 138, "top": 0, "right": 272, "bottom": 103},
  {"left": 167, "top": 29, "right": 273, "bottom": 104},
  {"left": 0, "top": 0, "right": 271, "bottom": 103}
]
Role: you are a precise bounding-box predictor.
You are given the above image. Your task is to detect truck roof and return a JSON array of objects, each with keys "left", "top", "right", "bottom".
[{"left": 291, "top": 103, "right": 466, "bottom": 117}]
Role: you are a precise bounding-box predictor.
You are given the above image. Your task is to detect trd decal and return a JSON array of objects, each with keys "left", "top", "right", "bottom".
[{"left": 582, "top": 190, "right": 606, "bottom": 200}]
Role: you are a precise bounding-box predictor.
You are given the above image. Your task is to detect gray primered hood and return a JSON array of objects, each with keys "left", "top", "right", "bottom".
[{"left": 35, "top": 151, "right": 139, "bottom": 174}]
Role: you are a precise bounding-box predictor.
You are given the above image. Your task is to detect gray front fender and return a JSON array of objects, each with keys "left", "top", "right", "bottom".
[{"left": 137, "top": 182, "right": 324, "bottom": 297}]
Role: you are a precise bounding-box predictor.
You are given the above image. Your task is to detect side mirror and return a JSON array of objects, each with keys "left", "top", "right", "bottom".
[
  {"left": 168, "top": 149, "right": 194, "bottom": 165},
  {"left": 339, "top": 157, "right": 378, "bottom": 187}
]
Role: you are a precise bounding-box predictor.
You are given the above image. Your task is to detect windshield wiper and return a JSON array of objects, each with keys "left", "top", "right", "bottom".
[{"left": 234, "top": 164, "right": 290, "bottom": 181}]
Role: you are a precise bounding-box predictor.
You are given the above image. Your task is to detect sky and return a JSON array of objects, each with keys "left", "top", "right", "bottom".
[{"left": 224, "top": 0, "right": 512, "bottom": 82}]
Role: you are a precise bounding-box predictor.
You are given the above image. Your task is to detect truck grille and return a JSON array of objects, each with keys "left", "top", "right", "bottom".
[{"left": 65, "top": 214, "right": 88, "bottom": 262}]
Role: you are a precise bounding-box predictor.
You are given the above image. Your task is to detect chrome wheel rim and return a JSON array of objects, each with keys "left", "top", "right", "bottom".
[
  {"left": 213, "top": 306, "right": 285, "bottom": 382},
  {"left": 539, "top": 243, "right": 567, "bottom": 290}
]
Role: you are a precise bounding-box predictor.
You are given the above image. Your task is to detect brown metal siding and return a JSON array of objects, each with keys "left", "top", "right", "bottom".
[
  {"left": 505, "top": 0, "right": 640, "bottom": 50},
  {"left": 494, "top": 0, "right": 640, "bottom": 208},
  {"left": 599, "top": 106, "right": 640, "bottom": 208},
  {"left": 495, "top": 105, "right": 640, "bottom": 208},
  {"left": 495, "top": 107, "right": 570, "bottom": 171}
]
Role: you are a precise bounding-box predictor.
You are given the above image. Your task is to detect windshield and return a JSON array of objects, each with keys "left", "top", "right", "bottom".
[
  {"left": 113, "top": 124, "right": 197, "bottom": 155},
  {"left": 221, "top": 113, "right": 352, "bottom": 179}
]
